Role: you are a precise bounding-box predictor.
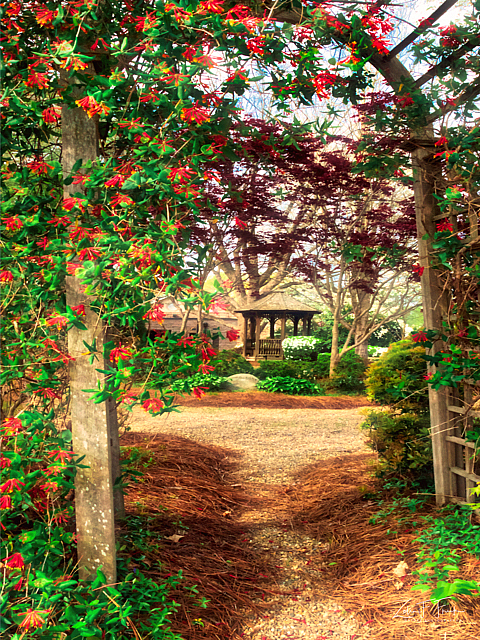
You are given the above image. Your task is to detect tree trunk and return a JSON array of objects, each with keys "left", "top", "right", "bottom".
[
  {"left": 63, "top": 96, "right": 117, "bottom": 582},
  {"left": 329, "top": 308, "right": 341, "bottom": 377},
  {"left": 351, "top": 285, "right": 372, "bottom": 365}
]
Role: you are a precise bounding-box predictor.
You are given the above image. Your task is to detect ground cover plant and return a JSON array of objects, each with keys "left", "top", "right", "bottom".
[{"left": 257, "top": 375, "right": 324, "bottom": 395}]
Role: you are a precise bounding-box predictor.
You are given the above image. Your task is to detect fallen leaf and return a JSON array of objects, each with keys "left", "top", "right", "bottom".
[
  {"left": 393, "top": 560, "right": 409, "bottom": 578},
  {"left": 165, "top": 534, "right": 184, "bottom": 543},
  {"left": 394, "top": 580, "right": 404, "bottom": 590}
]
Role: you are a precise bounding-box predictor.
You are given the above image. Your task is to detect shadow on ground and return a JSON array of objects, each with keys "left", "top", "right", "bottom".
[{"left": 120, "top": 432, "right": 480, "bottom": 640}]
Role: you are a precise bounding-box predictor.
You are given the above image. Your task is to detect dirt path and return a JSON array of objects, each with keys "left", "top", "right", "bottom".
[{"left": 127, "top": 404, "right": 372, "bottom": 639}]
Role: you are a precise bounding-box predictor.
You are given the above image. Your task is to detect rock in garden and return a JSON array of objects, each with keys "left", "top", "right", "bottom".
[{"left": 226, "top": 373, "right": 259, "bottom": 390}]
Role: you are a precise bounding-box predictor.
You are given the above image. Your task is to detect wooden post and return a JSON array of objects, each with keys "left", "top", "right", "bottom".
[
  {"left": 412, "top": 138, "right": 452, "bottom": 505},
  {"left": 302, "top": 317, "right": 307, "bottom": 336},
  {"left": 270, "top": 316, "right": 275, "bottom": 339},
  {"left": 307, "top": 317, "right": 312, "bottom": 336},
  {"left": 280, "top": 313, "right": 286, "bottom": 358},
  {"left": 253, "top": 315, "right": 261, "bottom": 360},
  {"left": 243, "top": 315, "right": 248, "bottom": 358},
  {"left": 293, "top": 317, "right": 299, "bottom": 336},
  {"left": 63, "top": 100, "right": 117, "bottom": 581}
]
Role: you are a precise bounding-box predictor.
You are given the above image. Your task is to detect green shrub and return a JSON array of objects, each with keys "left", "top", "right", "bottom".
[
  {"left": 329, "top": 350, "right": 367, "bottom": 393},
  {"left": 282, "top": 336, "right": 322, "bottom": 360},
  {"left": 169, "top": 373, "right": 229, "bottom": 393},
  {"left": 360, "top": 409, "right": 433, "bottom": 486},
  {"left": 210, "top": 350, "right": 255, "bottom": 376},
  {"left": 257, "top": 376, "right": 324, "bottom": 395},
  {"left": 365, "top": 338, "right": 429, "bottom": 412}
]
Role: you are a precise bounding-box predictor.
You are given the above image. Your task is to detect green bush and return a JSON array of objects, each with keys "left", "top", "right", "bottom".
[
  {"left": 365, "top": 338, "right": 429, "bottom": 412},
  {"left": 328, "top": 350, "right": 367, "bottom": 393},
  {"left": 210, "top": 350, "right": 255, "bottom": 377},
  {"left": 282, "top": 336, "right": 323, "bottom": 360},
  {"left": 257, "top": 376, "right": 324, "bottom": 395},
  {"left": 361, "top": 409, "right": 433, "bottom": 487},
  {"left": 169, "top": 373, "right": 229, "bottom": 393},
  {"left": 256, "top": 359, "right": 327, "bottom": 381}
]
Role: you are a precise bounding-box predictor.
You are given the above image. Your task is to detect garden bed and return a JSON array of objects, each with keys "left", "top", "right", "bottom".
[{"left": 174, "top": 390, "right": 371, "bottom": 410}]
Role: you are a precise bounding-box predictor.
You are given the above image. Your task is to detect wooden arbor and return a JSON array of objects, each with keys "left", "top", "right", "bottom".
[{"left": 235, "top": 292, "right": 319, "bottom": 361}]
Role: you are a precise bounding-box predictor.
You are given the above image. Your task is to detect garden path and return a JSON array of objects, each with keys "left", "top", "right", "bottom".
[{"left": 127, "top": 401, "right": 373, "bottom": 640}]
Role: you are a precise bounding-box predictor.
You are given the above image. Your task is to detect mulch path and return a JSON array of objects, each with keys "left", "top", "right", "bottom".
[
  {"left": 175, "top": 391, "right": 372, "bottom": 410},
  {"left": 119, "top": 397, "right": 480, "bottom": 640}
]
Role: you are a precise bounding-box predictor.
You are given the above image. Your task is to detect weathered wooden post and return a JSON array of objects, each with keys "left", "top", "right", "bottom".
[
  {"left": 412, "top": 134, "right": 452, "bottom": 505},
  {"left": 63, "top": 98, "right": 118, "bottom": 581}
]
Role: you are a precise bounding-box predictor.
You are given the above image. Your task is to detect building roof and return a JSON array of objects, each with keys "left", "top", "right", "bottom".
[{"left": 234, "top": 292, "right": 319, "bottom": 314}]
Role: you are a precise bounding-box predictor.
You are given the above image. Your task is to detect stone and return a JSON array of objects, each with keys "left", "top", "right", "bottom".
[{"left": 226, "top": 373, "right": 259, "bottom": 390}]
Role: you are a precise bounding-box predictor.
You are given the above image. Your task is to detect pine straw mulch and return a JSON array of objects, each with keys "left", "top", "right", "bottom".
[
  {"left": 284, "top": 453, "right": 480, "bottom": 640},
  {"left": 174, "top": 390, "right": 371, "bottom": 410},
  {"left": 119, "top": 431, "right": 278, "bottom": 640},
  {"left": 119, "top": 433, "right": 480, "bottom": 640}
]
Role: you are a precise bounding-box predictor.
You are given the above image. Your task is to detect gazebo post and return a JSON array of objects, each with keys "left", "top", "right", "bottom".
[
  {"left": 243, "top": 315, "right": 248, "bottom": 358},
  {"left": 253, "top": 313, "right": 261, "bottom": 360},
  {"left": 293, "top": 317, "right": 299, "bottom": 336},
  {"left": 307, "top": 317, "right": 312, "bottom": 336},
  {"left": 302, "top": 317, "right": 307, "bottom": 336},
  {"left": 269, "top": 315, "right": 275, "bottom": 339}
]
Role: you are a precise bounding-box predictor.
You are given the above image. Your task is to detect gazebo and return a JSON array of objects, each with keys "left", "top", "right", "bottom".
[{"left": 234, "top": 292, "right": 319, "bottom": 360}]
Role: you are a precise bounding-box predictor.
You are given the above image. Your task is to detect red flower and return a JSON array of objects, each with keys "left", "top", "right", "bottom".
[
  {"left": 435, "top": 136, "right": 448, "bottom": 147},
  {"left": 63, "top": 196, "right": 86, "bottom": 212},
  {"left": 412, "top": 264, "right": 424, "bottom": 277},
  {"left": 71, "top": 304, "right": 86, "bottom": 316},
  {"left": 142, "top": 398, "right": 164, "bottom": 413},
  {"left": 177, "top": 335, "right": 196, "bottom": 348},
  {"left": 25, "top": 72, "right": 49, "bottom": 89},
  {"left": 198, "top": 363, "right": 215, "bottom": 374},
  {"left": 226, "top": 329, "right": 239, "bottom": 342},
  {"left": 143, "top": 306, "right": 165, "bottom": 323},
  {"left": 192, "top": 386, "right": 208, "bottom": 399},
  {"left": 0, "top": 495, "right": 12, "bottom": 509},
  {"left": 439, "top": 24, "right": 457, "bottom": 36},
  {"left": 0, "top": 270, "right": 13, "bottom": 283},
  {"left": 134, "top": 11, "right": 158, "bottom": 31},
  {"left": 4, "top": 552, "right": 24, "bottom": 569},
  {"left": 35, "top": 6, "right": 57, "bottom": 26},
  {"left": 0, "top": 479, "right": 25, "bottom": 493},
  {"left": 0, "top": 456, "right": 11, "bottom": 469},
  {"left": 75, "top": 96, "right": 110, "bottom": 118},
  {"left": 3, "top": 216, "right": 22, "bottom": 231},
  {"left": 437, "top": 220, "right": 453, "bottom": 233},
  {"left": 105, "top": 174, "right": 126, "bottom": 188},
  {"left": 13, "top": 577, "right": 24, "bottom": 590},
  {"left": 46, "top": 315, "right": 68, "bottom": 328},
  {"left": 312, "top": 71, "right": 338, "bottom": 98},
  {"left": 201, "top": 345, "right": 217, "bottom": 360},
  {"left": 42, "top": 107, "right": 61, "bottom": 124},
  {"left": 33, "top": 388, "right": 61, "bottom": 400},
  {"left": 198, "top": 0, "right": 224, "bottom": 13},
  {"left": 412, "top": 331, "right": 427, "bottom": 343},
  {"left": 168, "top": 166, "right": 195, "bottom": 183},
  {"left": 18, "top": 608, "right": 50, "bottom": 631},
  {"left": 110, "top": 193, "right": 134, "bottom": 207},
  {"left": 397, "top": 93, "right": 414, "bottom": 107},
  {"left": 234, "top": 217, "right": 247, "bottom": 229},
  {"left": 47, "top": 450, "right": 74, "bottom": 464},
  {"left": 110, "top": 344, "right": 133, "bottom": 363},
  {"left": 48, "top": 215, "right": 71, "bottom": 227},
  {"left": 181, "top": 104, "right": 211, "bottom": 125},
  {"left": 78, "top": 247, "right": 102, "bottom": 261},
  {"left": 1, "top": 417, "right": 22, "bottom": 435},
  {"left": 66, "top": 263, "right": 81, "bottom": 275}
]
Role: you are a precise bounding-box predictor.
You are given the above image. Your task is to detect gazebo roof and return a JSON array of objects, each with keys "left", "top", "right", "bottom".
[{"left": 234, "top": 292, "right": 319, "bottom": 314}]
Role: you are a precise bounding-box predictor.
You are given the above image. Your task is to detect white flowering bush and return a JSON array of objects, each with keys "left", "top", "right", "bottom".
[{"left": 282, "top": 336, "right": 322, "bottom": 361}]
